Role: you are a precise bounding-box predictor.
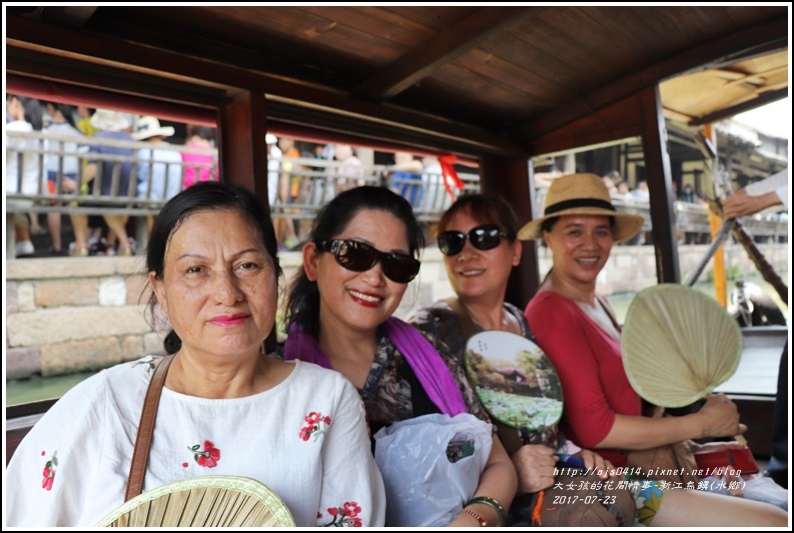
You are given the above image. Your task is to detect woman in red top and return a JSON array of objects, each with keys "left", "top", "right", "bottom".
[{"left": 520, "top": 173, "right": 786, "bottom": 526}]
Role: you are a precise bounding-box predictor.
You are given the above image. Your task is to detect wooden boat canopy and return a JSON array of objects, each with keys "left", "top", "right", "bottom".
[{"left": 5, "top": 5, "right": 789, "bottom": 301}]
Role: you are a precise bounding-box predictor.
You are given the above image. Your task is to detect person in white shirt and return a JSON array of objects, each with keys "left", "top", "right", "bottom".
[
  {"left": 722, "top": 168, "right": 788, "bottom": 219},
  {"left": 5, "top": 94, "right": 43, "bottom": 257},
  {"left": 6, "top": 181, "right": 386, "bottom": 527},
  {"left": 42, "top": 101, "right": 85, "bottom": 254},
  {"left": 722, "top": 167, "right": 789, "bottom": 491}
]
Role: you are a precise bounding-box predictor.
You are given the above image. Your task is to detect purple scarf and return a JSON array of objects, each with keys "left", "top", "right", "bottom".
[{"left": 283, "top": 317, "right": 467, "bottom": 416}]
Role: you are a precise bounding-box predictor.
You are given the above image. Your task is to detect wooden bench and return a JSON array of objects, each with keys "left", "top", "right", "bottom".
[{"left": 6, "top": 398, "right": 57, "bottom": 465}]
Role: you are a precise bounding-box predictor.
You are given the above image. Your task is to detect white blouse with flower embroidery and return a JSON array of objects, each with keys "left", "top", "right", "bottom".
[{"left": 6, "top": 357, "right": 386, "bottom": 527}]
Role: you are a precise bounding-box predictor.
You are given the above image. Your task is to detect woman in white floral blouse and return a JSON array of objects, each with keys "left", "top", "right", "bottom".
[{"left": 6, "top": 181, "right": 386, "bottom": 527}]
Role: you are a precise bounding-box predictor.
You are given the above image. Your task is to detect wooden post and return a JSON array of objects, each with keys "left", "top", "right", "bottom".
[
  {"left": 217, "top": 89, "right": 270, "bottom": 206},
  {"left": 639, "top": 86, "right": 680, "bottom": 284}
]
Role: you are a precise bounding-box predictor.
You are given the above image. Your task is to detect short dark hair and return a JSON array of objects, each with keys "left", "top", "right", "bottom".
[
  {"left": 187, "top": 125, "right": 216, "bottom": 142},
  {"left": 285, "top": 185, "right": 424, "bottom": 338},
  {"left": 146, "top": 181, "right": 281, "bottom": 353},
  {"left": 435, "top": 193, "right": 518, "bottom": 240}
]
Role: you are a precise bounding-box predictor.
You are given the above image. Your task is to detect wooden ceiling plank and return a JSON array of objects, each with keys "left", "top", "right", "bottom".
[
  {"left": 6, "top": 14, "right": 525, "bottom": 157},
  {"left": 381, "top": 6, "right": 475, "bottom": 31},
  {"left": 477, "top": 32, "right": 581, "bottom": 99},
  {"left": 456, "top": 48, "right": 572, "bottom": 104},
  {"left": 352, "top": 6, "right": 539, "bottom": 102},
  {"left": 511, "top": 16, "right": 788, "bottom": 142},
  {"left": 297, "top": 6, "right": 436, "bottom": 47},
  {"left": 89, "top": 9, "right": 370, "bottom": 93}
]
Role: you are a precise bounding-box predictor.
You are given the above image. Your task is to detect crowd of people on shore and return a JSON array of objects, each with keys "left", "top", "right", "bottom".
[{"left": 7, "top": 98, "right": 462, "bottom": 257}]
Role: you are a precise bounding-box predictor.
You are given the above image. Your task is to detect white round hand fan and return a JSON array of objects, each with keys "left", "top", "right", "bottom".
[
  {"left": 621, "top": 284, "right": 742, "bottom": 408},
  {"left": 96, "top": 475, "right": 295, "bottom": 527}
]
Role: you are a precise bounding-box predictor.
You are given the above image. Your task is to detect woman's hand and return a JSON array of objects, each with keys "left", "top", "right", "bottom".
[
  {"left": 696, "top": 394, "right": 747, "bottom": 438},
  {"left": 575, "top": 449, "right": 619, "bottom": 479},
  {"left": 511, "top": 444, "right": 556, "bottom": 494}
]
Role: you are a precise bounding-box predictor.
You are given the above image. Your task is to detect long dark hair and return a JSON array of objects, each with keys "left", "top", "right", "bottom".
[
  {"left": 285, "top": 186, "right": 424, "bottom": 339},
  {"left": 146, "top": 181, "right": 281, "bottom": 354}
]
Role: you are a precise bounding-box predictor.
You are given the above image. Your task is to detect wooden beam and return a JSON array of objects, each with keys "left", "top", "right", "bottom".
[
  {"left": 353, "top": 7, "right": 538, "bottom": 102},
  {"left": 5, "top": 47, "right": 224, "bottom": 111},
  {"left": 526, "top": 95, "right": 645, "bottom": 156},
  {"left": 689, "top": 87, "right": 789, "bottom": 126},
  {"left": 639, "top": 86, "right": 680, "bottom": 284},
  {"left": 511, "top": 17, "right": 788, "bottom": 143},
  {"left": 264, "top": 97, "right": 521, "bottom": 159}
]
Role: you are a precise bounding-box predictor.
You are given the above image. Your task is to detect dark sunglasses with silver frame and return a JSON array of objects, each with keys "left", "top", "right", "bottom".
[
  {"left": 437, "top": 224, "right": 511, "bottom": 257},
  {"left": 317, "top": 239, "right": 421, "bottom": 284}
]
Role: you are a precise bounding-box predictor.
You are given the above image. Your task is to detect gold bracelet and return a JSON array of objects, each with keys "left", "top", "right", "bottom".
[{"left": 460, "top": 508, "right": 487, "bottom": 526}]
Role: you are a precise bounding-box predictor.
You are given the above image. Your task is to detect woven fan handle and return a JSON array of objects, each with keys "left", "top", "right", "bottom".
[{"left": 125, "top": 356, "right": 174, "bottom": 502}]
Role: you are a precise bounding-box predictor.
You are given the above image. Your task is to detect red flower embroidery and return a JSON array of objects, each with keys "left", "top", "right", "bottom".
[
  {"left": 322, "top": 501, "right": 363, "bottom": 527},
  {"left": 41, "top": 451, "right": 58, "bottom": 491},
  {"left": 188, "top": 440, "right": 221, "bottom": 468},
  {"left": 299, "top": 412, "right": 332, "bottom": 442}
]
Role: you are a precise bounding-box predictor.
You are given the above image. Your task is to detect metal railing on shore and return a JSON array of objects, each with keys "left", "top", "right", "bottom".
[{"left": 5, "top": 130, "right": 787, "bottom": 257}]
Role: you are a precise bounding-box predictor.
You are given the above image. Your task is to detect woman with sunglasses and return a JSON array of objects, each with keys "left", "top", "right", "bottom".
[
  {"left": 408, "top": 194, "right": 623, "bottom": 525},
  {"left": 278, "top": 185, "right": 517, "bottom": 527}
]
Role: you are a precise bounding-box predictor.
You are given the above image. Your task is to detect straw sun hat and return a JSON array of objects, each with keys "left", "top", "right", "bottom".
[
  {"left": 517, "top": 173, "right": 644, "bottom": 243},
  {"left": 132, "top": 116, "right": 176, "bottom": 141},
  {"left": 90, "top": 109, "right": 132, "bottom": 132}
]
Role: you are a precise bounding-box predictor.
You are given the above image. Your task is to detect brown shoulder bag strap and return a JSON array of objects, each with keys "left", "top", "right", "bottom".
[
  {"left": 125, "top": 355, "right": 174, "bottom": 502},
  {"left": 445, "top": 296, "right": 476, "bottom": 340}
]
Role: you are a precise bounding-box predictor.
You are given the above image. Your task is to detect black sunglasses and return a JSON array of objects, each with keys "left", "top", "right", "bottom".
[
  {"left": 437, "top": 224, "right": 510, "bottom": 256},
  {"left": 317, "top": 239, "right": 421, "bottom": 284}
]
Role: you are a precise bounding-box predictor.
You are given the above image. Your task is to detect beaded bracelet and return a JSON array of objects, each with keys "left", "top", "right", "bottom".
[
  {"left": 466, "top": 496, "right": 505, "bottom": 527},
  {"left": 460, "top": 508, "right": 486, "bottom": 526}
]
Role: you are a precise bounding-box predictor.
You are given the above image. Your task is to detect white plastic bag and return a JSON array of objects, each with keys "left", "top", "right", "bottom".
[{"left": 373, "top": 413, "right": 492, "bottom": 527}]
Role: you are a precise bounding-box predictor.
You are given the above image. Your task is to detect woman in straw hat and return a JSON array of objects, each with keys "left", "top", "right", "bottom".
[
  {"left": 6, "top": 181, "right": 386, "bottom": 527},
  {"left": 520, "top": 173, "right": 787, "bottom": 525},
  {"left": 279, "top": 186, "right": 517, "bottom": 527}
]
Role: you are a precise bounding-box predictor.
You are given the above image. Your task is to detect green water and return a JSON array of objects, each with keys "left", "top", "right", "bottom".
[{"left": 6, "top": 370, "right": 99, "bottom": 407}]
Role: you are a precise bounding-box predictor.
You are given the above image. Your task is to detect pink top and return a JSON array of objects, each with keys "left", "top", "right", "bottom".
[
  {"left": 181, "top": 142, "right": 218, "bottom": 188},
  {"left": 525, "top": 291, "right": 642, "bottom": 466}
]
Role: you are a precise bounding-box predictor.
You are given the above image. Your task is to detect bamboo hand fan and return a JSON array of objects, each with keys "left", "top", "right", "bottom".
[
  {"left": 96, "top": 475, "right": 296, "bottom": 527},
  {"left": 622, "top": 284, "right": 742, "bottom": 408}
]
